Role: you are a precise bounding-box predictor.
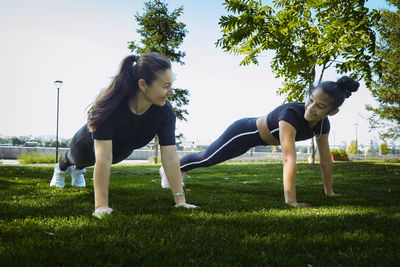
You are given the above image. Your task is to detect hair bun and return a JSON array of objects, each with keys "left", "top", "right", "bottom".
[{"left": 336, "top": 76, "right": 360, "bottom": 98}]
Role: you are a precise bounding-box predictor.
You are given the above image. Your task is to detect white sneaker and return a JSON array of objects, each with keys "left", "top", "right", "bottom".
[
  {"left": 50, "top": 163, "right": 66, "bottom": 188},
  {"left": 69, "top": 166, "right": 86, "bottom": 187},
  {"left": 160, "top": 166, "right": 184, "bottom": 189}
]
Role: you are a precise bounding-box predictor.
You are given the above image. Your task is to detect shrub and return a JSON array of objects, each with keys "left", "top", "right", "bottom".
[
  {"left": 17, "top": 152, "right": 57, "bottom": 164},
  {"left": 330, "top": 149, "right": 348, "bottom": 157}
]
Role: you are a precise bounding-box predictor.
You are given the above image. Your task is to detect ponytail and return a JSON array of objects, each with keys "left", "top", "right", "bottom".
[{"left": 87, "top": 53, "right": 171, "bottom": 132}]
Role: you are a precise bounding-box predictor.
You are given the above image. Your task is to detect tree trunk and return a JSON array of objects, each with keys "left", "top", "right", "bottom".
[
  {"left": 307, "top": 70, "right": 316, "bottom": 164},
  {"left": 153, "top": 135, "right": 159, "bottom": 164},
  {"left": 309, "top": 137, "right": 316, "bottom": 164}
]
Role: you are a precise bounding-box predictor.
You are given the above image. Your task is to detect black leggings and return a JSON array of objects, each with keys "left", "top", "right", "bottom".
[
  {"left": 59, "top": 125, "right": 95, "bottom": 171},
  {"left": 180, "top": 118, "right": 267, "bottom": 172}
]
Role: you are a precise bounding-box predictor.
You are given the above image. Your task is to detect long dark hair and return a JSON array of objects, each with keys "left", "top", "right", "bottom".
[
  {"left": 87, "top": 53, "right": 171, "bottom": 132},
  {"left": 318, "top": 76, "right": 360, "bottom": 110}
]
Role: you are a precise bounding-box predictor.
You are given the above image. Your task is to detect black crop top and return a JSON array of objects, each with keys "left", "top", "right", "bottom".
[
  {"left": 91, "top": 100, "right": 176, "bottom": 163},
  {"left": 266, "top": 102, "right": 330, "bottom": 141}
]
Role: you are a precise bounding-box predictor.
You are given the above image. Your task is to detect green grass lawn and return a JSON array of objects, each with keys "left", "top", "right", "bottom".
[{"left": 0, "top": 161, "right": 399, "bottom": 266}]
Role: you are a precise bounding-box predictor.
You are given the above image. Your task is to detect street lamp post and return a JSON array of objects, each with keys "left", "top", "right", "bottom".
[
  {"left": 354, "top": 123, "right": 359, "bottom": 154},
  {"left": 333, "top": 131, "right": 336, "bottom": 149},
  {"left": 54, "top": 80, "right": 63, "bottom": 163}
]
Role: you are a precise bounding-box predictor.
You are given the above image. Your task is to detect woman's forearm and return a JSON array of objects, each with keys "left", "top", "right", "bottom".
[
  {"left": 316, "top": 134, "right": 335, "bottom": 196},
  {"left": 162, "top": 158, "right": 186, "bottom": 204},
  {"left": 283, "top": 159, "right": 297, "bottom": 204},
  {"left": 320, "top": 161, "right": 334, "bottom": 195},
  {"left": 278, "top": 121, "right": 299, "bottom": 205},
  {"left": 93, "top": 160, "right": 111, "bottom": 209}
]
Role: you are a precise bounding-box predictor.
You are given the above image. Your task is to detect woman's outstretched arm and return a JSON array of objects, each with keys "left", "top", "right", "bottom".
[
  {"left": 279, "top": 121, "right": 310, "bottom": 207},
  {"left": 160, "top": 145, "right": 198, "bottom": 208},
  {"left": 93, "top": 140, "right": 113, "bottom": 210},
  {"left": 316, "top": 133, "right": 337, "bottom": 196}
]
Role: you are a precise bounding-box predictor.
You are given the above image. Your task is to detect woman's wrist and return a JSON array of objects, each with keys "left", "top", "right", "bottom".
[
  {"left": 285, "top": 198, "right": 297, "bottom": 206},
  {"left": 286, "top": 201, "right": 295, "bottom": 206},
  {"left": 95, "top": 203, "right": 109, "bottom": 210},
  {"left": 284, "top": 194, "right": 296, "bottom": 205},
  {"left": 173, "top": 195, "right": 186, "bottom": 204},
  {"left": 324, "top": 188, "right": 334, "bottom": 195}
]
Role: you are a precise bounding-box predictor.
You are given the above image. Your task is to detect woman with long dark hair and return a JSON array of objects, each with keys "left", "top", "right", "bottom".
[
  {"left": 50, "top": 53, "right": 197, "bottom": 218},
  {"left": 161, "top": 76, "right": 359, "bottom": 207}
]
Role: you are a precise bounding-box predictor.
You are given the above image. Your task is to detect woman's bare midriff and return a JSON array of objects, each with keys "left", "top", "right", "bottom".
[{"left": 256, "top": 115, "right": 280, "bottom": 146}]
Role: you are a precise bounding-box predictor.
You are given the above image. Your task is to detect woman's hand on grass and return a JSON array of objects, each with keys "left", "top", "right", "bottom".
[
  {"left": 288, "top": 201, "right": 311, "bottom": 207},
  {"left": 175, "top": 202, "right": 199, "bottom": 209},
  {"left": 92, "top": 207, "right": 113, "bottom": 218}
]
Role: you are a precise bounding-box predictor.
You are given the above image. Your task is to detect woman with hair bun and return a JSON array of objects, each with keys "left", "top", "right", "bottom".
[
  {"left": 161, "top": 76, "right": 359, "bottom": 207},
  {"left": 50, "top": 53, "right": 198, "bottom": 218}
]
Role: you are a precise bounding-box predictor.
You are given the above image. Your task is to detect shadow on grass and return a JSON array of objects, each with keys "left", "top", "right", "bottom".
[
  {"left": 1, "top": 202, "right": 399, "bottom": 266},
  {"left": 0, "top": 189, "right": 93, "bottom": 220}
]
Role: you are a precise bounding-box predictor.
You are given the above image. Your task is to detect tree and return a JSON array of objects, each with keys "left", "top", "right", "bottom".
[
  {"left": 128, "top": 0, "right": 189, "bottom": 163},
  {"left": 217, "top": 0, "right": 380, "bottom": 163},
  {"left": 45, "top": 140, "right": 57, "bottom": 147},
  {"left": 11, "top": 137, "right": 23, "bottom": 146},
  {"left": 380, "top": 142, "right": 390, "bottom": 154},
  {"left": 367, "top": 0, "right": 400, "bottom": 140},
  {"left": 347, "top": 140, "right": 358, "bottom": 154}
]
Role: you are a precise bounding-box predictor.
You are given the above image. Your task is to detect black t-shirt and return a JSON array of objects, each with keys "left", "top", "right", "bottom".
[
  {"left": 91, "top": 100, "right": 176, "bottom": 163},
  {"left": 266, "top": 102, "right": 330, "bottom": 142}
]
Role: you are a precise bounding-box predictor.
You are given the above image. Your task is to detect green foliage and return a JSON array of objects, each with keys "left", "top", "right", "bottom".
[
  {"left": 330, "top": 149, "right": 348, "bottom": 157},
  {"left": 347, "top": 140, "right": 359, "bottom": 154},
  {"left": 1, "top": 162, "right": 400, "bottom": 265},
  {"left": 367, "top": 1, "right": 400, "bottom": 140},
  {"left": 128, "top": 0, "right": 189, "bottom": 121},
  {"left": 380, "top": 142, "right": 390, "bottom": 155},
  {"left": 11, "top": 137, "right": 23, "bottom": 146},
  {"left": 128, "top": 0, "right": 187, "bottom": 64},
  {"left": 17, "top": 152, "right": 57, "bottom": 164},
  {"left": 217, "top": 0, "right": 380, "bottom": 102},
  {"left": 167, "top": 88, "right": 189, "bottom": 121}
]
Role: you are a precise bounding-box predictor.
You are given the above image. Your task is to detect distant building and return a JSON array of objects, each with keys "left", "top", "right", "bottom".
[
  {"left": 0, "top": 143, "right": 13, "bottom": 147},
  {"left": 25, "top": 142, "right": 40, "bottom": 147}
]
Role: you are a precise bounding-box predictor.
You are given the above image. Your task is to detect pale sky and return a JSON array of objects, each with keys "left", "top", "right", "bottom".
[{"left": 0, "top": 0, "right": 393, "bottom": 148}]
